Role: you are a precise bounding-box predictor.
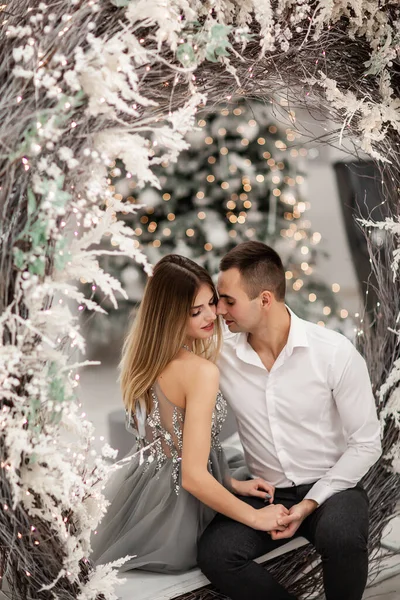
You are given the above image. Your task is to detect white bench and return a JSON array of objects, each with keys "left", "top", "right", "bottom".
[{"left": 116, "top": 537, "right": 309, "bottom": 600}]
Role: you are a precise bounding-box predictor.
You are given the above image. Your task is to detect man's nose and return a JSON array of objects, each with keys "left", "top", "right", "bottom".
[{"left": 216, "top": 300, "right": 226, "bottom": 316}]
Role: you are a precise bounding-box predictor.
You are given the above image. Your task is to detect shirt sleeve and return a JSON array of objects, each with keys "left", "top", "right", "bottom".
[{"left": 304, "top": 338, "right": 382, "bottom": 506}]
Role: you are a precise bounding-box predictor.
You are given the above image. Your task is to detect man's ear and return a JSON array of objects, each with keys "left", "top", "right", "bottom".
[{"left": 261, "top": 290, "right": 273, "bottom": 307}]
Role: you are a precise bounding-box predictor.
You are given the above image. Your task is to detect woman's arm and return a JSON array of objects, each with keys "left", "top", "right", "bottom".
[{"left": 181, "top": 361, "right": 287, "bottom": 532}]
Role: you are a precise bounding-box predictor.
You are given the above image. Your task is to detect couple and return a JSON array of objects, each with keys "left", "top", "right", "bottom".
[{"left": 91, "top": 241, "right": 381, "bottom": 600}]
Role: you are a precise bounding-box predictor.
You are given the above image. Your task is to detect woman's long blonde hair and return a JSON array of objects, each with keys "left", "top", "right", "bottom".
[{"left": 120, "top": 254, "right": 222, "bottom": 415}]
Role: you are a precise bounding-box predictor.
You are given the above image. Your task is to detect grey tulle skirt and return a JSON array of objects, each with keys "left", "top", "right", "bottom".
[{"left": 90, "top": 446, "right": 231, "bottom": 573}]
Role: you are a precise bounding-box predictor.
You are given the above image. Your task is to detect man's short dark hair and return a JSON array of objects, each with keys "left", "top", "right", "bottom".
[{"left": 220, "top": 241, "right": 286, "bottom": 301}]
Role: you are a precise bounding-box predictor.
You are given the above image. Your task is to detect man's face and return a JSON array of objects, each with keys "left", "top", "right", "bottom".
[{"left": 217, "top": 268, "right": 260, "bottom": 333}]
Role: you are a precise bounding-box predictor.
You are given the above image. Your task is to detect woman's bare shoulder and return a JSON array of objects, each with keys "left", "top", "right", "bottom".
[{"left": 170, "top": 352, "right": 219, "bottom": 382}]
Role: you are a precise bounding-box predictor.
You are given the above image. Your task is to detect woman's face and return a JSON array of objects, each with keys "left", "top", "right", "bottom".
[{"left": 185, "top": 283, "right": 217, "bottom": 341}]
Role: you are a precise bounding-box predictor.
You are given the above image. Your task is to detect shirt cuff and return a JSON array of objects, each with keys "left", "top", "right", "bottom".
[{"left": 304, "top": 480, "right": 336, "bottom": 506}]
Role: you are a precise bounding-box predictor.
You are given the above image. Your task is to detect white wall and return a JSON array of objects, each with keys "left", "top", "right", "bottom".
[{"left": 293, "top": 108, "right": 363, "bottom": 316}]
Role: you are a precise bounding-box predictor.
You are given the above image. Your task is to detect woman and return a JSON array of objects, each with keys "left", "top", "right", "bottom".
[{"left": 91, "top": 254, "right": 288, "bottom": 572}]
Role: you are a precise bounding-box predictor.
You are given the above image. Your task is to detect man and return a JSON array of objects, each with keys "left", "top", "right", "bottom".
[{"left": 197, "top": 241, "right": 381, "bottom": 600}]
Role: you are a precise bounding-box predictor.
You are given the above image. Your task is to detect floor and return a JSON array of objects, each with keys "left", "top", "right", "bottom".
[{"left": 363, "top": 576, "right": 400, "bottom": 599}]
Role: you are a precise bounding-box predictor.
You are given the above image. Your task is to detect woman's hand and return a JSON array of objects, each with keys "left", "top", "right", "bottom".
[
  {"left": 252, "top": 504, "right": 289, "bottom": 532},
  {"left": 231, "top": 478, "right": 275, "bottom": 503}
]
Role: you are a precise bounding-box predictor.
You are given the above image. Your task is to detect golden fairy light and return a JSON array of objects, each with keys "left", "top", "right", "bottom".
[
  {"left": 293, "top": 279, "right": 303, "bottom": 291},
  {"left": 312, "top": 232, "right": 322, "bottom": 243}
]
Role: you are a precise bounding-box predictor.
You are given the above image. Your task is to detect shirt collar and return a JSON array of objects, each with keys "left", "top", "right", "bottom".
[
  {"left": 285, "top": 307, "right": 309, "bottom": 356},
  {"left": 234, "top": 306, "right": 309, "bottom": 367}
]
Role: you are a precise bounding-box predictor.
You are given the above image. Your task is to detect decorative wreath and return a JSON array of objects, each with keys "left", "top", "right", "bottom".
[{"left": 0, "top": 1, "right": 399, "bottom": 599}]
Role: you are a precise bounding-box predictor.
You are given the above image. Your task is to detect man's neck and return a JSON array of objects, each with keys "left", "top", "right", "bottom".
[{"left": 248, "top": 305, "right": 291, "bottom": 362}]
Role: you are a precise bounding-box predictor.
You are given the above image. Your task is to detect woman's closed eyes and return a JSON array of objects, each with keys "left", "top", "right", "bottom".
[{"left": 191, "top": 299, "right": 217, "bottom": 318}]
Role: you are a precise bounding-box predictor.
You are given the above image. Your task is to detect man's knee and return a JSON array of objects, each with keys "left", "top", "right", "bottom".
[
  {"left": 316, "top": 523, "right": 368, "bottom": 558},
  {"left": 313, "top": 487, "right": 369, "bottom": 554}
]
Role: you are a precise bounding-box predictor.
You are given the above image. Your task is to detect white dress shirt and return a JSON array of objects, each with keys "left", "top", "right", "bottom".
[{"left": 218, "top": 309, "right": 382, "bottom": 506}]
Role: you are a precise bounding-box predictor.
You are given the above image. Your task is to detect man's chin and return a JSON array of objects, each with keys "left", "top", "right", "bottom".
[{"left": 225, "top": 321, "right": 240, "bottom": 332}]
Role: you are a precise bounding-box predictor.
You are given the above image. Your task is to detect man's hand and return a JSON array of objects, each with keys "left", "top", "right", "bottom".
[
  {"left": 270, "top": 499, "right": 318, "bottom": 540},
  {"left": 232, "top": 477, "right": 275, "bottom": 503}
]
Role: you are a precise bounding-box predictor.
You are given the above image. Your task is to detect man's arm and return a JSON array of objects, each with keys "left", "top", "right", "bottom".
[{"left": 304, "top": 338, "right": 382, "bottom": 506}]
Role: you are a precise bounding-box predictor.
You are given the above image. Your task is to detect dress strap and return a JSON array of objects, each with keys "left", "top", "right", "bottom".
[{"left": 135, "top": 398, "right": 147, "bottom": 439}]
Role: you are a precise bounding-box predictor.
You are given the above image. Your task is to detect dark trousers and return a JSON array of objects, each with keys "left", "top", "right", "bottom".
[{"left": 197, "top": 483, "right": 369, "bottom": 600}]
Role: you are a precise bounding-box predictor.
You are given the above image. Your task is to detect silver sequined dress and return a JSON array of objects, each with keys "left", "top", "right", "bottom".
[{"left": 90, "top": 382, "right": 230, "bottom": 573}]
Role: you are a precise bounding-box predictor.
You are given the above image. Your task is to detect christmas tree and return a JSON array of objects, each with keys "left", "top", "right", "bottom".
[{"left": 86, "top": 101, "right": 340, "bottom": 348}]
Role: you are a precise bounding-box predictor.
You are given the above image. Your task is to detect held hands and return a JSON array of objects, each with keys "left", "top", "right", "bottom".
[
  {"left": 231, "top": 477, "right": 275, "bottom": 503},
  {"left": 270, "top": 499, "right": 318, "bottom": 540},
  {"left": 253, "top": 503, "right": 290, "bottom": 532}
]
